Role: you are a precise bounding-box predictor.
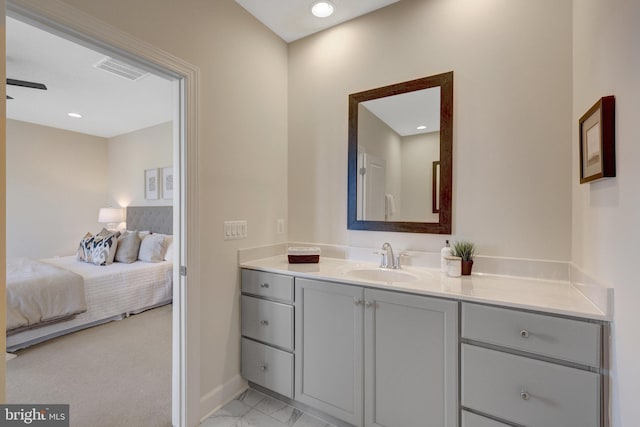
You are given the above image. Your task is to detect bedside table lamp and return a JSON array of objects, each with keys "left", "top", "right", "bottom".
[{"left": 98, "top": 207, "right": 124, "bottom": 231}]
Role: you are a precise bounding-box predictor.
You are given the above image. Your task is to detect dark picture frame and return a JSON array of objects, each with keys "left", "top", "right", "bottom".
[
  {"left": 432, "top": 161, "right": 440, "bottom": 213},
  {"left": 579, "top": 96, "right": 615, "bottom": 184}
]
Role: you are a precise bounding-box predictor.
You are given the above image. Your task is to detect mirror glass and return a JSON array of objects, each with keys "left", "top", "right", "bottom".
[
  {"left": 348, "top": 72, "right": 453, "bottom": 234},
  {"left": 357, "top": 86, "right": 441, "bottom": 222}
]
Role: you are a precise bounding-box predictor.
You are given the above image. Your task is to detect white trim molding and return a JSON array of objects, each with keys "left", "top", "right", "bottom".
[{"left": 6, "top": 1, "right": 202, "bottom": 426}]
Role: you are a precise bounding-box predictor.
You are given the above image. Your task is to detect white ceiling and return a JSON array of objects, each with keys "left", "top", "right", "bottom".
[
  {"left": 234, "top": 0, "right": 401, "bottom": 42},
  {"left": 362, "top": 87, "right": 441, "bottom": 137},
  {"left": 6, "top": 17, "right": 173, "bottom": 139}
]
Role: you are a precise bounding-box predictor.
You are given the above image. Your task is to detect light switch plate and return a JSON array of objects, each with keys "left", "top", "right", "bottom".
[
  {"left": 276, "top": 219, "right": 285, "bottom": 234},
  {"left": 224, "top": 220, "right": 247, "bottom": 240}
]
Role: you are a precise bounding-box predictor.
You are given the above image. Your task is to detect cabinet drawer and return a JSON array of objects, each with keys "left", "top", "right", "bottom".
[
  {"left": 242, "top": 296, "right": 293, "bottom": 351},
  {"left": 462, "top": 411, "right": 510, "bottom": 427},
  {"left": 462, "top": 303, "right": 601, "bottom": 367},
  {"left": 462, "top": 344, "right": 600, "bottom": 427},
  {"left": 242, "top": 269, "right": 294, "bottom": 303},
  {"left": 242, "top": 338, "right": 293, "bottom": 399}
]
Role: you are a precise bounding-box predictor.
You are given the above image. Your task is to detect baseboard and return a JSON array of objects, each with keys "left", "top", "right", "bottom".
[{"left": 199, "top": 374, "right": 247, "bottom": 422}]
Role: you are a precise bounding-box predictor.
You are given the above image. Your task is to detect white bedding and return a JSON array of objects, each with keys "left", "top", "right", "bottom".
[
  {"left": 6, "top": 258, "right": 87, "bottom": 331},
  {"left": 6, "top": 256, "right": 173, "bottom": 351}
]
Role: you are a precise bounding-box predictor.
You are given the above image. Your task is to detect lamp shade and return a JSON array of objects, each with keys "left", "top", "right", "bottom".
[{"left": 98, "top": 207, "right": 124, "bottom": 224}]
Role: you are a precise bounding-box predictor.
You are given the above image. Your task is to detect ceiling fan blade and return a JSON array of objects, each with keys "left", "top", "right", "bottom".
[
  {"left": 7, "top": 78, "right": 47, "bottom": 90},
  {"left": 6, "top": 95, "right": 14, "bottom": 100}
]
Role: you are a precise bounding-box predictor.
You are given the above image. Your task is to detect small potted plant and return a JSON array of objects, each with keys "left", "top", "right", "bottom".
[{"left": 452, "top": 241, "right": 476, "bottom": 275}]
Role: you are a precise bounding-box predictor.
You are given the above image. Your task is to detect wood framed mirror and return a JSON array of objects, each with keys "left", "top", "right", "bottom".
[{"left": 347, "top": 71, "right": 453, "bottom": 233}]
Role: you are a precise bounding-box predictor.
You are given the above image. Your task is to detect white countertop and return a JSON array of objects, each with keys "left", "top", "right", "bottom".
[{"left": 240, "top": 255, "right": 608, "bottom": 321}]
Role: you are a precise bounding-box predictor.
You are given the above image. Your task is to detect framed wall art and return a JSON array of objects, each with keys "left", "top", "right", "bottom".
[
  {"left": 579, "top": 96, "right": 615, "bottom": 184},
  {"left": 145, "top": 168, "right": 159, "bottom": 200},
  {"left": 162, "top": 166, "right": 174, "bottom": 200}
]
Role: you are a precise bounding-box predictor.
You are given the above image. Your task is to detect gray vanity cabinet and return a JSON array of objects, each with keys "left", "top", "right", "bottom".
[
  {"left": 461, "top": 303, "right": 605, "bottom": 427},
  {"left": 294, "top": 278, "right": 364, "bottom": 426},
  {"left": 295, "top": 278, "right": 458, "bottom": 427},
  {"left": 241, "top": 270, "right": 295, "bottom": 398},
  {"left": 364, "top": 289, "right": 458, "bottom": 427},
  {"left": 241, "top": 267, "right": 608, "bottom": 427},
  {"left": 461, "top": 411, "right": 511, "bottom": 427}
]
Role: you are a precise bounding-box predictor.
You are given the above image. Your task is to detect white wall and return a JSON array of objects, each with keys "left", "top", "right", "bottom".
[
  {"left": 288, "top": 0, "right": 573, "bottom": 260},
  {"left": 6, "top": 119, "right": 108, "bottom": 258},
  {"left": 107, "top": 121, "right": 173, "bottom": 209},
  {"left": 59, "top": 0, "right": 289, "bottom": 416},
  {"left": 6, "top": 119, "right": 172, "bottom": 258},
  {"left": 572, "top": 1, "right": 640, "bottom": 425}
]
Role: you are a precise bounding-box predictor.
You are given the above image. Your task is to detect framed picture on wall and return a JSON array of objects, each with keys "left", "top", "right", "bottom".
[
  {"left": 579, "top": 96, "right": 616, "bottom": 184},
  {"left": 432, "top": 161, "right": 440, "bottom": 213},
  {"left": 162, "top": 166, "right": 173, "bottom": 200},
  {"left": 145, "top": 168, "right": 159, "bottom": 200}
]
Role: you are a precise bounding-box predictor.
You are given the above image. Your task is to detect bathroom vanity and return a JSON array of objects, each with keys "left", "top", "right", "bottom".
[{"left": 239, "top": 256, "right": 609, "bottom": 427}]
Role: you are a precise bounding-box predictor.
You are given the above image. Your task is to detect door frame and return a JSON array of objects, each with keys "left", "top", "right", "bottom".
[{"left": 4, "top": 1, "right": 201, "bottom": 426}]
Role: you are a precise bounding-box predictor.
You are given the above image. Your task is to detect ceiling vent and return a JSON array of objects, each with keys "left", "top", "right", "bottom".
[{"left": 94, "top": 57, "right": 148, "bottom": 81}]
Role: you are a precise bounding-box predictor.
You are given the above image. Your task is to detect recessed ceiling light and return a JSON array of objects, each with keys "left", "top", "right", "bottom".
[
  {"left": 416, "top": 125, "right": 427, "bottom": 130},
  {"left": 311, "top": 1, "right": 335, "bottom": 18},
  {"left": 68, "top": 112, "right": 82, "bottom": 119}
]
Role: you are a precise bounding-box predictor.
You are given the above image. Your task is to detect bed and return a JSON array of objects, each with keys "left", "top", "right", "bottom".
[{"left": 6, "top": 206, "right": 174, "bottom": 352}]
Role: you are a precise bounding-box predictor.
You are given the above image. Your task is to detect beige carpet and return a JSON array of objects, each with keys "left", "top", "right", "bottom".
[{"left": 6, "top": 305, "right": 172, "bottom": 427}]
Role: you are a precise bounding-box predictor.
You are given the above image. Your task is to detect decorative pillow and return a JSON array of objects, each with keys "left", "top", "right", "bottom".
[
  {"left": 90, "top": 232, "right": 119, "bottom": 266},
  {"left": 154, "top": 233, "right": 173, "bottom": 261},
  {"left": 138, "top": 234, "right": 167, "bottom": 263},
  {"left": 97, "top": 227, "right": 120, "bottom": 238},
  {"left": 77, "top": 232, "right": 94, "bottom": 262},
  {"left": 115, "top": 230, "right": 142, "bottom": 264},
  {"left": 164, "top": 240, "right": 174, "bottom": 262}
]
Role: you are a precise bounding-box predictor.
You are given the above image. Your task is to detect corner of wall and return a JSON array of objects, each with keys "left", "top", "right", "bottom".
[{"left": 199, "top": 374, "right": 247, "bottom": 422}]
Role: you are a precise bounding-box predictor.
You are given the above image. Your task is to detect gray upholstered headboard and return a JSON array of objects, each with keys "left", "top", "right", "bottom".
[{"left": 126, "top": 206, "right": 173, "bottom": 234}]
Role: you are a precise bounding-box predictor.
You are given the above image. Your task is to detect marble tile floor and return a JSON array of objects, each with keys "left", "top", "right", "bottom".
[{"left": 202, "top": 388, "right": 336, "bottom": 427}]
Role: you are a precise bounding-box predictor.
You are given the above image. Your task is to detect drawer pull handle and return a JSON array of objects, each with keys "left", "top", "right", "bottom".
[
  {"left": 259, "top": 364, "right": 268, "bottom": 371},
  {"left": 365, "top": 301, "right": 374, "bottom": 308},
  {"left": 259, "top": 320, "right": 269, "bottom": 326},
  {"left": 520, "top": 329, "right": 530, "bottom": 338},
  {"left": 260, "top": 283, "right": 270, "bottom": 288},
  {"left": 354, "top": 298, "right": 363, "bottom": 306},
  {"left": 520, "top": 390, "right": 530, "bottom": 400}
]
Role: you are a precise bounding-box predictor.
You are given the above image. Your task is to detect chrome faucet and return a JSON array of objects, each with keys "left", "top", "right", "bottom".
[{"left": 380, "top": 242, "right": 397, "bottom": 269}]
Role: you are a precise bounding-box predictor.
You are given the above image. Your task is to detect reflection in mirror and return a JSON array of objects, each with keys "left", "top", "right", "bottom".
[
  {"left": 348, "top": 72, "right": 453, "bottom": 234},
  {"left": 356, "top": 86, "right": 441, "bottom": 223}
]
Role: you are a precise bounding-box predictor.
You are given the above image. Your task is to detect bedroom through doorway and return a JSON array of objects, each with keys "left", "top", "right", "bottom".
[{"left": 4, "top": 7, "right": 189, "bottom": 426}]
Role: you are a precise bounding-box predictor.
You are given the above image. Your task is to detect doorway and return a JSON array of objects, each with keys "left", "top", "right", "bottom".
[{"left": 4, "top": 1, "right": 200, "bottom": 426}]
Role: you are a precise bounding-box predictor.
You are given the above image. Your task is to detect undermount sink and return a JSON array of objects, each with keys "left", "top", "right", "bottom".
[{"left": 346, "top": 268, "right": 420, "bottom": 283}]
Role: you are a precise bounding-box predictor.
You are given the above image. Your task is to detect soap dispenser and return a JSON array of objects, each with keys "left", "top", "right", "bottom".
[{"left": 440, "top": 240, "right": 452, "bottom": 273}]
